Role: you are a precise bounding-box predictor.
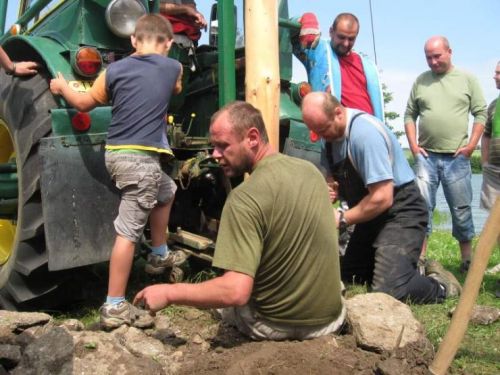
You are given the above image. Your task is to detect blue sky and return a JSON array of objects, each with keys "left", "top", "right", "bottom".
[{"left": 6, "top": 0, "right": 499, "bottom": 145}]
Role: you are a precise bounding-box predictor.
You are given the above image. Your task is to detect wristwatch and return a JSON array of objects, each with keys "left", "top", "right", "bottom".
[
  {"left": 339, "top": 209, "right": 349, "bottom": 231},
  {"left": 5, "top": 63, "right": 16, "bottom": 76}
]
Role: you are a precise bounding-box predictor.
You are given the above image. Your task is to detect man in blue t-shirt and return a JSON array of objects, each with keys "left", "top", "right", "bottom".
[{"left": 302, "top": 92, "right": 462, "bottom": 304}]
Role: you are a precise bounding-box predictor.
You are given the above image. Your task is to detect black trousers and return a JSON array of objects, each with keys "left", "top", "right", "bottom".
[{"left": 341, "top": 181, "right": 444, "bottom": 304}]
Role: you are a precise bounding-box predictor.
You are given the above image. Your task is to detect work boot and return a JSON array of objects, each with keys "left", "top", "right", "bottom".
[
  {"left": 145, "top": 250, "right": 188, "bottom": 275},
  {"left": 99, "top": 301, "right": 154, "bottom": 330},
  {"left": 426, "top": 260, "right": 462, "bottom": 298}
]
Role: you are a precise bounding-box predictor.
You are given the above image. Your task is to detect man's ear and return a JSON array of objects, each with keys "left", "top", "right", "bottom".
[
  {"left": 131, "top": 35, "right": 137, "bottom": 48},
  {"left": 247, "top": 127, "right": 260, "bottom": 147}
]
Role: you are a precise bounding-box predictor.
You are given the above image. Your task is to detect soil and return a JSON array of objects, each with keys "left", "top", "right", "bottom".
[{"left": 157, "top": 306, "right": 434, "bottom": 375}]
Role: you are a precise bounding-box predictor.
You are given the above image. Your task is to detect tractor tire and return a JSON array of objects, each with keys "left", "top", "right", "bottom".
[{"left": 0, "top": 69, "right": 81, "bottom": 310}]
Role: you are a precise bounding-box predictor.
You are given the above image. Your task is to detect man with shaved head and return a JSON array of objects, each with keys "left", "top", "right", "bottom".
[
  {"left": 404, "top": 36, "right": 487, "bottom": 273},
  {"left": 302, "top": 92, "right": 462, "bottom": 304},
  {"left": 293, "top": 12, "right": 384, "bottom": 121}
]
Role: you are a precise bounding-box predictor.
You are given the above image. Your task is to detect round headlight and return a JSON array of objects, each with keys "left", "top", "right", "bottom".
[{"left": 105, "top": 0, "right": 147, "bottom": 38}]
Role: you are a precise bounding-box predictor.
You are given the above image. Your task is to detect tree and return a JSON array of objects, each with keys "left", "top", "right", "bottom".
[{"left": 382, "top": 83, "right": 404, "bottom": 140}]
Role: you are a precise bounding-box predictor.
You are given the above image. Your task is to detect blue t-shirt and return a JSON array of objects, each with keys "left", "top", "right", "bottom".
[
  {"left": 321, "top": 109, "right": 415, "bottom": 187},
  {"left": 105, "top": 54, "right": 181, "bottom": 152}
]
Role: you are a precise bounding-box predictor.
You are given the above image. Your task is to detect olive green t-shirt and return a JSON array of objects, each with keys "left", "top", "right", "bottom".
[
  {"left": 212, "top": 153, "right": 343, "bottom": 326},
  {"left": 404, "top": 67, "right": 487, "bottom": 152}
]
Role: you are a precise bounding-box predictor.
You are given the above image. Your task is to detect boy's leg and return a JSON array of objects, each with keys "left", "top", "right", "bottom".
[
  {"left": 145, "top": 172, "right": 187, "bottom": 274},
  {"left": 108, "top": 234, "right": 135, "bottom": 297}
]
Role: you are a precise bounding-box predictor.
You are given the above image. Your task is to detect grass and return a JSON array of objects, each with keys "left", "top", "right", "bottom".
[{"left": 410, "top": 231, "right": 500, "bottom": 375}]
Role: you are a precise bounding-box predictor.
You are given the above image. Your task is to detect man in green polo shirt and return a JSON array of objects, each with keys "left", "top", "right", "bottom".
[
  {"left": 134, "top": 101, "right": 345, "bottom": 340},
  {"left": 404, "top": 36, "right": 487, "bottom": 273}
]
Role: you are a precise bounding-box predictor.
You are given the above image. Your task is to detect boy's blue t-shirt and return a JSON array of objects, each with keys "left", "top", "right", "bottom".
[
  {"left": 105, "top": 54, "right": 181, "bottom": 153},
  {"left": 321, "top": 110, "right": 415, "bottom": 187}
]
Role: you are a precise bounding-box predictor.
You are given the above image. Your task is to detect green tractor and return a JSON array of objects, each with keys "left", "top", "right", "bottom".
[{"left": 0, "top": 0, "right": 319, "bottom": 310}]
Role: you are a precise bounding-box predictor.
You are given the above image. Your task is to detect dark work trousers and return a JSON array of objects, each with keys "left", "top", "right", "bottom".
[
  {"left": 326, "top": 140, "right": 443, "bottom": 304},
  {"left": 341, "top": 182, "right": 443, "bottom": 303}
]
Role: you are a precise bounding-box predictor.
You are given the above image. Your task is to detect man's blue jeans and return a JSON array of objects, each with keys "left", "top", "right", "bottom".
[{"left": 414, "top": 152, "right": 474, "bottom": 242}]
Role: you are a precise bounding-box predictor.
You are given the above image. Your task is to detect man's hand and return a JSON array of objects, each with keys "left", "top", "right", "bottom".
[
  {"left": 410, "top": 145, "right": 428, "bottom": 158},
  {"left": 13, "top": 61, "right": 38, "bottom": 76},
  {"left": 454, "top": 145, "right": 474, "bottom": 158},
  {"left": 50, "top": 72, "right": 68, "bottom": 95},
  {"left": 189, "top": 8, "right": 207, "bottom": 30},
  {"left": 327, "top": 181, "right": 339, "bottom": 203},
  {"left": 134, "top": 284, "right": 170, "bottom": 313},
  {"left": 298, "top": 12, "right": 320, "bottom": 49}
]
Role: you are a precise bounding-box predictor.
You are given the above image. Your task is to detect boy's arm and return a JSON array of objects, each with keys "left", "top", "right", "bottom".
[
  {"left": 173, "top": 64, "right": 183, "bottom": 95},
  {"left": 50, "top": 72, "right": 101, "bottom": 112}
]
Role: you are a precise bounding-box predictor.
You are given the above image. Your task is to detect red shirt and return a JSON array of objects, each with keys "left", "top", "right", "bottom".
[{"left": 339, "top": 52, "right": 374, "bottom": 115}]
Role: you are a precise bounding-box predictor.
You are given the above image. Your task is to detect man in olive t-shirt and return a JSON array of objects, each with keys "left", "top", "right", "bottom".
[
  {"left": 404, "top": 36, "right": 487, "bottom": 272},
  {"left": 135, "top": 101, "right": 345, "bottom": 340}
]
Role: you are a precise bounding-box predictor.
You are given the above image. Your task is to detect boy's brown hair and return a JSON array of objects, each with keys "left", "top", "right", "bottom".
[{"left": 134, "top": 14, "right": 173, "bottom": 44}]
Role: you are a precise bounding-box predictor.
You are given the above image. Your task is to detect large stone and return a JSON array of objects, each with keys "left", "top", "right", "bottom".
[
  {"left": 13, "top": 326, "right": 74, "bottom": 375},
  {"left": 71, "top": 330, "right": 166, "bottom": 374},
  {"left": 0, "top": 311, "right": 51, "bottom": 332},
  {"left": 346, "top": 293, "right": 425, "bottom": 352}
]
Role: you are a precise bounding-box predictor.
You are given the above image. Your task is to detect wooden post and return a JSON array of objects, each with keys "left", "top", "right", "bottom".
[
  {"left": 429, "top": 198, "right": 500, "bottom": 374},
  {"left": 245, "top": 0, "right": 280, "bottom": 151}
]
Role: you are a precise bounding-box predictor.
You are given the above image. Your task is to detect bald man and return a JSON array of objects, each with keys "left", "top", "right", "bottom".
[
  {"left": 302, "top": 92, "right": 461, "bottom": 304},
  {"left": 293, "top": 13, "right": 384, "bottom": 121},
  {"left": 404, "top": 36, "right": 487, "bottom": 273}
]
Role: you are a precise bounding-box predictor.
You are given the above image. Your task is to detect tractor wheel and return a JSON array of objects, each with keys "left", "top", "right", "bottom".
[{"left": 0, "top": 69, "right": 79, "bottom": 310}]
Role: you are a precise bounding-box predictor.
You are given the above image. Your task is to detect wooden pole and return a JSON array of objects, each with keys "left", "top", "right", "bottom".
[
  {"left": 429, "top": 198, "right": 500, "bottom": 375},
  {"left": 245, "top": 0, "right": 280, "bottom": 151}
]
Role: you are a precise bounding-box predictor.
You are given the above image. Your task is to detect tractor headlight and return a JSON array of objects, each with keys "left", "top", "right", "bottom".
[{"left": 105, "top": 0, "right": 147, "bottom": 38}]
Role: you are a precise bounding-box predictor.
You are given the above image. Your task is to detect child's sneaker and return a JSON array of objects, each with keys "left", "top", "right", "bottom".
[
  {"left": 99, "top": 301, "right": 154, "bottom": 330},
  {"left": 145, "top": 250, "right": 188, "bottom": 275}
]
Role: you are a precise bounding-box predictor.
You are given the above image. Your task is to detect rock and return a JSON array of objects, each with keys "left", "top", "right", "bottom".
[
  {"left": 72, "top": 330, "right": 165, "bottom": 374},
  {"left": 183, "top": 309, "right": 203, "bottom": 321},
  {"left": 449, "top": 305, "right": 500, "bottom": 325},
  {"left": 346, "top": 293, "right": 425, "bottom": 352},
  {"left": 13, "top": 326, "right": 74, "bottom": 375},
  {"left": 0, "top": 311, "right": 51, "bottom": 332},
  {"left": 121, "top": 327, "right": 166, "bottom": 358},
  {"left": 191, "top": 333, "right": 204, "bottom": 344},
  {"left": 0, "top": 344, "right": 21, "bottom": 369},
  {"left": 60, "top": 319, "right": 85, "bottom": 332}
]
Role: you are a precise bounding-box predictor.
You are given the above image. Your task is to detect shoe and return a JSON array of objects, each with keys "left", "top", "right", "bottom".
[
  {"left": 100, "top": 301, "right": 154, "bottom": 330},
  {"left": 417, "top": 257, "right": 427, "bottom": 276},
  {"left": 145, "top": 250, "right": 188, "bottom": 275},
  {"left": 459, "top": 260, "right": 471, "bottom": 274},
  {"left": 426, "top": 260, "right": 462, "bottom": 298}
]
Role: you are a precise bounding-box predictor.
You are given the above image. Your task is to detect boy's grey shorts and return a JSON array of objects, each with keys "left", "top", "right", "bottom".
[{"left": 105, "top": 152, "right": 177, "bottom": 243}]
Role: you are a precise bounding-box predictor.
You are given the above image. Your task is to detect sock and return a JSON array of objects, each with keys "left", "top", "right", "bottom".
[
  {"left": 106, "top": 296, "right": 125, "bottom": 306},
  {"left": 151, "top": 244, "right": 169, "bottom": 257}
]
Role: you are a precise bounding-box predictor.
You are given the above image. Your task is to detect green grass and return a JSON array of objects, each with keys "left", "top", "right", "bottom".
[{"left": 410, "top": 231, "right": 500, "bottom": 375}]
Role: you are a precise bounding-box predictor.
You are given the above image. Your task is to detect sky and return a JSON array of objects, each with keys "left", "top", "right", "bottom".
[{"left": 5, "top": 0, "right": 499, "bottom": 146}]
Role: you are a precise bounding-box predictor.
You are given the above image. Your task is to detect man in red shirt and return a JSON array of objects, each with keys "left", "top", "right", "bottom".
[{"left": 293, "top": 13, "right": 384, "bottom": 121}]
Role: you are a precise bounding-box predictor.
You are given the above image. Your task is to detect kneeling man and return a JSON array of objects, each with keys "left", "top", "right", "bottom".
[{"left": 302, "top": 92, "right": 461, "bottom": 304}]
